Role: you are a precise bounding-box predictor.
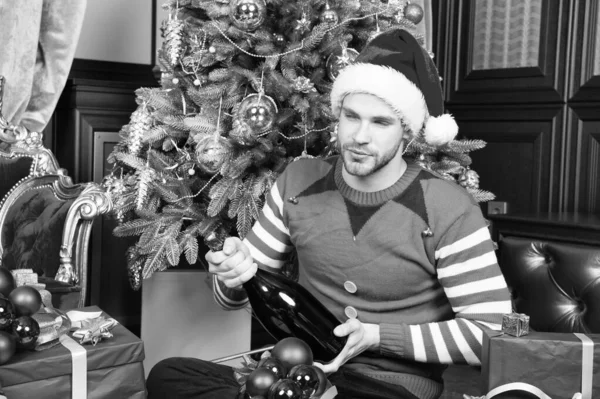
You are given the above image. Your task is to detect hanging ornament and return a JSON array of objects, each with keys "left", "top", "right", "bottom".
[
  {"left": 195, "top": 135, "right": 230, "bottom": 174},
  {"left": 12, "top": 315, "right": 40, "bottom": 350},
  {"left": 135, "top": 167, "right": 155, "bottom": 211},
  {"left": 126, "top": 247, "right": 144, "bottom": 291},
  {"left": 128, "top": 105, "right": 152, "bottom": 156},
  {"left": 295, "top": 12, "right": 311, "bottom": 34},
  {"left": 236, "top": 93, "right": 278, "bottom": 134},
  {"left": 326, "top": 47, "right": 360, "bottom": 81},
  {"left": 458, "top": 168, "right": 480, "bottom": 189},
  {"left": 229, "top": 0, "right": 267, "bottom": 31},
  {"left": 164, "top": 12, "right": 185, "bottom": 66},
  {"left": 273, "top": 33, "right": 286, "bottom": 46},
  {"left": 292, "top": 77, "right": 317, "bottom": 94},
  {"left": 403, "top": 2, "right": 424, "bottom": 24},
  {"left": 319, "top": 3, "right": 339, "bottom": 25}
]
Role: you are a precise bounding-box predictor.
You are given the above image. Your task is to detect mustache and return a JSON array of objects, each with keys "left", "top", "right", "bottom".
[{"left": 342, "top": 143, "right": 372, "bottom": 155}]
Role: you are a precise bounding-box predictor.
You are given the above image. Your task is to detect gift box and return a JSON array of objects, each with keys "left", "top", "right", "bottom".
[
  {"left": 481, "top": 330, "right": 600, "bottom": 398},
  {"left": 0, "top": 306, "right": 146, "bottom": 399}
]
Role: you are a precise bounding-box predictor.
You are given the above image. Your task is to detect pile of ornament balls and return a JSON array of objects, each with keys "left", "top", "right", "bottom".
[
  {"left": 244, "top": 337, "right": 330, "bottom": 399},
  {"left": 0, "top": 266, "right": 44, "bottom": 365}
]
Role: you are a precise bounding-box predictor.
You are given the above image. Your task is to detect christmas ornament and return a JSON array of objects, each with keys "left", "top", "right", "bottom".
[
  {"left": 236, "top": 93, "right": 278, "bottom": 134},
  {"left": 258, "top": 357, "right": 287, "bottom": 379},
  {"left": 403, "top": 3, "right": 424, "bottom": 24},
  {"left": 135, "top": 168, "right": 155, "bottom": 211},
  {"left": 326, "top": 47, "right": 359, "bottom": 80},
  {"left": 0, "top": 330, "right": 16, "bottom": 365},
  {"left": 267, "top": 379, "right": 302, "bottom": 399},
  {"left": 287, "top": 364, "right": 319, "bottom": 399},
  {"left": 165, "top": 14, "right": 185, "bottom": 66},
  {"left": 195, "top": 135, "right": 230, "bottom": 174},
  {"left": 0, "top": 297, "right": 16, "bottom": 330},
  {"left": 293, "top": 77, "right": 317, "bottom": 94},
  {"left": 319, "top": 3, "right": 339, "bottom": 25},
  {"left": 271, "top": 337, "right": 313, "bottom": 371},
  {"left": 459, "top": 168, "right": 480, "bottom": 189},
  {"left": 273, "top": 33, "right": 286, "bottom": 46},
  {"left": 229, "top": 0, "right": 267, "bottom": 31},
  {"left": 0, "top": 266, "right": 15, "bottom": 297},
  {"left": 126, "top": 247, "right": 143, "bottom": 291},
  {"left": 12, "top": 315, "right": 40, "bottom": 350},
  {"left": 9, "top": 286, "right": 43, "bottom": 317},
  {"left": 295, "top": 12, "right": 311, "bottom": 34},
  {"left": 246, "top": 367, "right": 279, "bottom": 397},
  {"left": 128, "top": 105, "right": 152, "bottom": 156}
]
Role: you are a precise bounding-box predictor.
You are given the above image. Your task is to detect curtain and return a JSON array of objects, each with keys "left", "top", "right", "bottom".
[{"left": 0, "top": 0, "right": 86, "bottom": 138}]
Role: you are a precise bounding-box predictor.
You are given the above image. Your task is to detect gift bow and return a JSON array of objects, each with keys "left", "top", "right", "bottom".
[{"left": 67, "top": 310, "right": 118, "bottom": 345}]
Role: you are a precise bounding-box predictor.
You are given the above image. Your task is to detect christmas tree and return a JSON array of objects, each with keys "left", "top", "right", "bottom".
[{"left": 104, "top": 0, "right": 493, "bottom": 290}]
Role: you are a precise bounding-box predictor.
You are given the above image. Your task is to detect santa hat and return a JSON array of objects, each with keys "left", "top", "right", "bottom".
[{"left": 330, "top": 29, "right": 458, "bottom": 146}]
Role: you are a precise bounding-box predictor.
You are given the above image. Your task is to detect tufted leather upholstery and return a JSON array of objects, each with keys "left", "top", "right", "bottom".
[{"left": 499, "top": 237, "right": 600, "bottom": 333}]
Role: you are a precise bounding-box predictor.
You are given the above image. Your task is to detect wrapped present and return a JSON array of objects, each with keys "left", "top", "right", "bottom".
[
  {"left": 501, "top": 312, "right": 530, "bottom": 337},
  {"left": 11, "top": 269, "right": 38, "bottom": 286},
  {"left": 481, "top": 330, "right": 600, "bottom": 398},
  {"left": 0, "top": 306, "right": 146, "bottom": 399}
]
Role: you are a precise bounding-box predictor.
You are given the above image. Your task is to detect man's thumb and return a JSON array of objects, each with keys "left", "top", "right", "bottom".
[{"left": 222, "top": 238, "right": 237, "bottom": 255}]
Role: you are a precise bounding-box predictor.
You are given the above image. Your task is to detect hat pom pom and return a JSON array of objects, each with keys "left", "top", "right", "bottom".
[{"left": 424, "top": 114, "right": 458, "bottom": 146}]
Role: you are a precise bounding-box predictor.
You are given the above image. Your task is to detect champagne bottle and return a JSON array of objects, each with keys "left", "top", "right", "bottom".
[{"left": 207, "top": 235, "right": 346, "bottom": 363}]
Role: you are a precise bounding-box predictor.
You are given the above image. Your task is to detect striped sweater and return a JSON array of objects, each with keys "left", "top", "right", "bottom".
[{"left": 214, "top": 157, "right": 511, "bottom": 397}]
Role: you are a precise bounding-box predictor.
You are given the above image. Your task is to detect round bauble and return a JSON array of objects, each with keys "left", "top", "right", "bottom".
[
  {"left": 326, "top": 47, "right": 359, "bottom": 81},
  {"left": 246, "top": 367, "right": 279, "bottom": 397},
  {"left": 12, "top": 315, "right": 40, "bottom": 350},
  {"left": 0, "top": 297, "right": 16, "bottom": 331},
  {"left": 236, "top": 93, "right": 278, "bottom": 134},
  {"left": 8, "top": 286, "right": 43, "bottom": 317},
  {"left": 195, "top": 135, "right": 231, "bottom": 174},
  {"left": 0, "top": 266, "right": 16, "bottom": 297},
  {"left": 287, "top": 364, "right": 319, "bottom": 399},
  {"left": 258, "top": 356, "right": 287, "bottom": 379},
  {"left": 0, "top": 330, "right": 16, "bottom": 365},
  {"left": 271, "top": 337, "right": 313, "bottom": 371},
  {"left": 267, "top": 378, "right": 302, "bottom": 399},
  {"left": 229, "top": 0, "right": 267, "bottom": 31},
  {"left": 459, "top": 169, "right": 480, "bottom": 189},
  {"left": 319, "top": 7, "right": 339, "bottom": 25},
  {"left": 403, "top": 3, "right": 424, "bottom": 24}
]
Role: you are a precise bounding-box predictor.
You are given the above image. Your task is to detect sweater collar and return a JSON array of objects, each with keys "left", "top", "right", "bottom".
[{"left": 333, "top": 156, "right": 421, "bottom": 206}]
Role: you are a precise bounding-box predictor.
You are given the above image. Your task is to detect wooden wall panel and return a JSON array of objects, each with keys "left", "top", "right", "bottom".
[{"left": 449, "top": 105, "right": 563, "bottom": 214}]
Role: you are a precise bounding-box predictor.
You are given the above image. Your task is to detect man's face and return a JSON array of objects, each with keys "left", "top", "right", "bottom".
[{"left": 337, "top": 93, "right": 407, "bottom": 178}]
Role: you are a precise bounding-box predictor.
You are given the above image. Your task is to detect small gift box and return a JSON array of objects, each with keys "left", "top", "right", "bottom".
[
  {"left": 11, "top": 269, "right": 38, "bottom": 286},
  {"left": 501, "top": 312, "right": 530, "bottom": 337}
]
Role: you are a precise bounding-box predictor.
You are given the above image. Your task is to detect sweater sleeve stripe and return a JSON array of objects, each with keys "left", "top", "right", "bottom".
[
  {"left": 421, "top": 324, "right": 440, "bottom": 363},
  {"left": 213, "top": 275, "right": 249, "bottom": 310},
  {"left": 454, "top": 300, "right": 512, "bottom": 314},
  {"left": 439, "top": 262, "right": 506, "bottom": 288},
  {"left": 245, "top": 239, "right": 286, "bottom": 269},
  {"left": 262, "top": 201, "right": 290, "bottom": 240},
  {"left": 444, "top": 275, "right": 508, "bottom": 298},
  {"left": 409, "top": 325, "right": 427, "bottom": 362},
  {"left": 438, "top": 322, "right": 464, "bottom": 363},
  {"left": 437, "top": 251, "right": 497, "bottom": 279},
  {"left": 435, "top": 226, "right": 490, "bottom": 260},
  {"left": 251, "top": 221, "right": 293, "bottom": 253},
  {"left": 429, "top": 323, "right": 453, "bottom": 363},
  {"left": 448, "top": 319, "right": 480, "bottom": 364}
]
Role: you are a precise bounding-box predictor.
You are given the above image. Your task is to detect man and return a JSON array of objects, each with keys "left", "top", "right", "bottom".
[{"left": 147, "top": 29, "right": 512, "bottom": 399}]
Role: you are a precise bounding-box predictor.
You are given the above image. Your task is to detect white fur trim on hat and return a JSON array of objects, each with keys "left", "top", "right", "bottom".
[
  {"left": 424, "top": 114, "right": 458, "bottom": 146},
  {"left": 330, "top": 63, "right": 427, "bottom": 136}
]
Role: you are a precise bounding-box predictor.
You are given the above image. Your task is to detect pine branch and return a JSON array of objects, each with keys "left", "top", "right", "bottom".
[
  {"left": 113, "top": 218, "right": 159, "bottom": 237},
  {"left": 208, "top": 177, "right": 240, "bottom": 216},
  {"left": 113, "top": 153, "right": 147, "bottom": 171},
  {"left": 165, "top": 237, "right": 181, "bottom": 266},
  {"left": 142, "top": 241, "right": 169, "bottom": 279},
  {"left": 182, "top": 235, "right": 199, "bottom": 265}
]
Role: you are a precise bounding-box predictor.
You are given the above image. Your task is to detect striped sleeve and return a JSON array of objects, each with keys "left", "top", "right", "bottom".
[
  {"left": 213, "top": 181, "right": 293, "bottom": 310},
  {"left": 380, "top": 207, "right": 512, "bottom": 365}
]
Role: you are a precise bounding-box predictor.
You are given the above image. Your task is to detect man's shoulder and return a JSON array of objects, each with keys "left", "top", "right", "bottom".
[{"left": 417, "top": 166, "right": 479, "bottom": 212}]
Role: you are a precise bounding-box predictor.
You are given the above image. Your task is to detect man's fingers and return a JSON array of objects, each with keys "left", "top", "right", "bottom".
[
  {"left": 334, "top": 318, "right": 361, "bottom": 337},
  {"left": 222, "top": 237, "right": 239, "bottom": 256},
  {"left": 224, "top": 262, "right": 258, "bottom": 288}
]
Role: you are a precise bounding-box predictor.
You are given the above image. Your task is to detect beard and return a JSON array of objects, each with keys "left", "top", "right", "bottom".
[{"left": 338, "top": 138, "right": 403, "bottom": 177}]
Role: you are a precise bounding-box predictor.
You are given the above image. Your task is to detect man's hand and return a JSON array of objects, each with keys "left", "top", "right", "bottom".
[
  {"left": 205, "top": 237, "right": 257, "bottom": 289},
  {"left": 314, "top": 319, "right": 380, "bottom": 374}
]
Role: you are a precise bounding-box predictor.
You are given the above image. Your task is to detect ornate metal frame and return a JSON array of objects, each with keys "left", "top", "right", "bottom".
[{"left": 0, "top": 172, "right": 112, "bottom": 308}]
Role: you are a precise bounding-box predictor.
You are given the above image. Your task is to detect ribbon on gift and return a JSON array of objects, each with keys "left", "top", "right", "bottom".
[
  {"left": 476, "top": 333, "right": 594, "bottom": 399},
  {"left": 59, "top": 333, "right": 87, "bottom": 399},
  {"left": 67, "top": 310, "right": 118, "bottom": 345}
]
